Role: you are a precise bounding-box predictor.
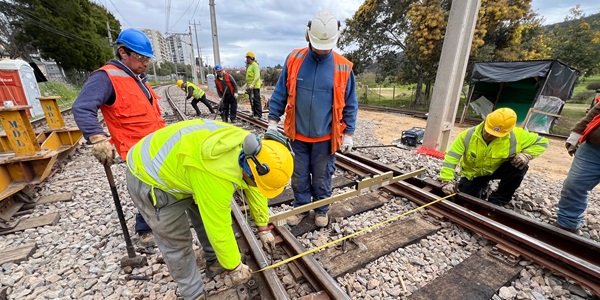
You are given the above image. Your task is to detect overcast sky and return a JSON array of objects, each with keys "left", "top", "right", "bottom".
[{"left": 93, "top": 0, "right": 600, "bottom": 68}]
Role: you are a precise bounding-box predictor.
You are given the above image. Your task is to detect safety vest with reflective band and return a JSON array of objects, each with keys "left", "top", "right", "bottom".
[
  {"left": 215, "top": 72, "right": 236, "bottom": 95},
  {"left": 126, "top": 119, "right": 269, "bottom": 270},
  {"left": 98, "top": 64, "right": 166, "bottom": 159},
  {"left": 283, "top": 47, "right": 353, "bottom": 154},
  {"left": 245, "top": 61, "right": 261, "bottom": 88},
  {"left": 186, "top": 82, "right": 205, "bottom": 98},
  {"left": 440, "top": 123, "right": 548, "bottom": 181}
]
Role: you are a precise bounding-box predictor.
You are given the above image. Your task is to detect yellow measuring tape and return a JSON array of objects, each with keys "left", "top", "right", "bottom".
[{"left": 252, "top": 193, "right": 455, "bottom": 274}]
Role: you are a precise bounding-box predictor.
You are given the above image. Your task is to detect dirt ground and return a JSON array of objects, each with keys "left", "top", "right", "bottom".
[{"left": 356, "top": 110, "right": 572, "bottom": 181}]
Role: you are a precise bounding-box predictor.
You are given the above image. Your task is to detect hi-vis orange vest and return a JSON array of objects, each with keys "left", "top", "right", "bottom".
[
  {"left": 99, "top": 65, "right": 166, "bottom": 159},
  {"left": 283, "top": 47, "right": 353, "bottom": 154},
  {"left": 215, "top": 72, "right": 236, "bottom": 96}
]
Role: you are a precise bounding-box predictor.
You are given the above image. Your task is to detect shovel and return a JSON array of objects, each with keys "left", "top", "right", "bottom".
[{"left": 102, "top": 163, "right": 147, "bottom": 268}]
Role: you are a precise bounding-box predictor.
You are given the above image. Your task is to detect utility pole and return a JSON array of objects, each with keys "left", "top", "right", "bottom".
[
  {"left": 208, "top": 0, "right": 221, "bottom": 66},
  {"left": 192, "top": 20, "right": 205, "bottom": 84},
  {"left": 106, "top": 21, "right": 113, "bottom": 46},
  {"left": 189, "top": 25, "right": 198, "bottom": 86}
]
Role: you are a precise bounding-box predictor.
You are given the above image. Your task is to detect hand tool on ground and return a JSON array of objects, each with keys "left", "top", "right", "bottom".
[{"left": 102, "top": 163, "right": 147, "bottom": 268}]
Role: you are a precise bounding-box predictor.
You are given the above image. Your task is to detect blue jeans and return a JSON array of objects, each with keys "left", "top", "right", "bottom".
[
  {"left": 291, "top": 139, "right": 336, "bottom": 214},
  {"left": 557, "top": 141, "right": 600, "bottom": 230}
]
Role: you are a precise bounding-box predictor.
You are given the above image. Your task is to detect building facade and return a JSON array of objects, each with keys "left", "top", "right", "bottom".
[
  {"left": 141, "top": 29, "right": 169, "bottom": 67},
  {"left": 166, "top": 34, "right": 192, "bottom": 65}
]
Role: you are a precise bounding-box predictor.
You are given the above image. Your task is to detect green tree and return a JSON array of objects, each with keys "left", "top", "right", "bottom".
[{"left": 548, "top": 5, "right": 600, "bottom": 77}]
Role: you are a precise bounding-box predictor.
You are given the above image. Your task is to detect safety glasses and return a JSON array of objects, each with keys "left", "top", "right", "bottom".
[{"left": 130, "top": 52, "right": 152, "bottom": 62}]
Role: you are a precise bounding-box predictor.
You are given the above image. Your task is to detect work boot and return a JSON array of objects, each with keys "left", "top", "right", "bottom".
[
  {"left": 286, "top": 214, "right": 307, "bottom": 226},
  {"left": 205, "top": 259, "right": 225, "bottom": 279},
  {"left": 315, "top": 212, "right": 329, "bottom": 227},
  {"left": 554, "top": 221, "right": 580, "bottom": 234},
  {"left": 193, "top": 293, "right": 206, "bottom": 300},
  {"left": 138, "top": 232, "right": 155, "bottom": 247}
]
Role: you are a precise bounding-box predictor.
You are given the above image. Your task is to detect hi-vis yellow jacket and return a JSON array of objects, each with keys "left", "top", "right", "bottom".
[
  {"left": 440, "top": 122, "right": 548, "bottom": 182},
  {"left": 126, "top": 119, "right": 269, "bottom": 270}
]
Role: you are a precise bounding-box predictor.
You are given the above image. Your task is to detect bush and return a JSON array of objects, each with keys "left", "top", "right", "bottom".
[
  {"left": 38, "top": 80, "right": 81, "bottom": 110},
  {"left": 570, "top": 90, "right": 596, "bottom": 104},
  {"left": 586, "top": 81, "right": 600, "bottom": 91}
]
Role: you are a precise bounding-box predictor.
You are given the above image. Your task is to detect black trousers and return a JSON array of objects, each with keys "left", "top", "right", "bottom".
[
  {"left": 221, "top": 94, "right": 238, "bottom": 122},
  {"left": 191, "top": 95, "right": 214, "bottom": 115},
  {"left": 458, "top": 161, "right": 528, "bottom": 205},
  {"left": 249, "top": 88, "right": 262, "bottom": 118}
]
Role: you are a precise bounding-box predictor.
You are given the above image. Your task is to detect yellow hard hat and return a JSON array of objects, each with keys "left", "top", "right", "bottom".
[
  {"left": 484, "top": 108, "right": 517, "bottom": 137},
  {"left": 248, "top": 139, "right": 293, "bottom": 198},
  {"left": 245, "top": 51, "right": 255, "bottom": 59},
  {"left": 176, "top": 80, "right": 183, "bottom": 88}
]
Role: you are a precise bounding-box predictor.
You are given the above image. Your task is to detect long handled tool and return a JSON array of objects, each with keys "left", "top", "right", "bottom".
[
  {"left": 352, "top": 144, "right": 407, "bottom": 150},
  {"left": 213, "top": 86, "right": 229, "bottom": 120},
  {"left": 103, "top": 163, "right": 147, "bottom": 268}
]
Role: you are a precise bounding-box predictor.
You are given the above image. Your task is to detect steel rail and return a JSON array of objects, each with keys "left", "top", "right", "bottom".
[{"left": 338, "top": 153, "right": 600, "bottom": 295}]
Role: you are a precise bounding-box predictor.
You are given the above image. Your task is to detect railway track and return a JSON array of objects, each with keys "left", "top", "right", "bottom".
[{"left": 0, "top": 85, "right": 596, "bottom": 300}]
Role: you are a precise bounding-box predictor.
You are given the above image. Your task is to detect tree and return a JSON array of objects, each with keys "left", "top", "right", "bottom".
[
  {"left": 548, "top": 5, "right": 600, "bottom": 77},
  {"left": 3, "top": 0, "right": 119, "bottom": 72}
]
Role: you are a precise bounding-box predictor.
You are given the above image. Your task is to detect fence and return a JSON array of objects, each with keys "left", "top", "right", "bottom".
[{"left": 358, "top": 84, "right": 416, "bottom": 107}]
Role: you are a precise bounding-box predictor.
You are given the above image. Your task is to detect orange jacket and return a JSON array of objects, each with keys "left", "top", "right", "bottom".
[
  {"left": 283, "top": 47, "right": 353, "bottom": 154},
  {"left": 215, "top": 72, "right": 236, "bottom": 97},
  {"left": 99, "top": 65, "right": 166, "bottom": 159}
]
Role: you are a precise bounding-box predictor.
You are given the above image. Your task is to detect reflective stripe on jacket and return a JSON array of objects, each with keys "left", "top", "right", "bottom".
[
  {"left": 246, "top": 61, "right": 261, "bottom": 88},
  {"left": 186, "top": 82, "right": 205, "bottom": 99},
  {"left": 215, "top": 72, "right": 236, "bottom": 96},
  {"left": 440, "top": 123, "right": 548, "bottom": 181},
  {"left": 126, "top": 119, "right": 269, "bottom": 270},
  {"left": 98, "top": 64, "right": 166, "bottom": 159},
  {"left": 283, "top": 47, "right": 353, "bottom": 154}
]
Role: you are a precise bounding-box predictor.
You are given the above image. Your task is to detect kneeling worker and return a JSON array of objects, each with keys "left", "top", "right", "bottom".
[
  {"left": 177, "top": 80, "right": 215, "bottom": 116},
  {"left": 125, "top": 119, "right": 294, "bottom": 300},
  {"left": 440, "top": 108, "right": 548, "bottom": 205}
]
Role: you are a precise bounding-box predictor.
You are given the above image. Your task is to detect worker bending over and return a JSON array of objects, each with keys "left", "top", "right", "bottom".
[
  {"left": 125, "top": 119, "right": 293, "bottom": 300},
  {"left": 177, "top": 80, "right": 215, "bottom": 116}
]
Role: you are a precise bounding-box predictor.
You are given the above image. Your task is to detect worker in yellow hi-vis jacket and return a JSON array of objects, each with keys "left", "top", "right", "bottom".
[
  {"left": 125, "top": 119, "right": 293, "bottom": 300},
  {"left": 439, "top": 108, "right": 548, "bottom": 206}
]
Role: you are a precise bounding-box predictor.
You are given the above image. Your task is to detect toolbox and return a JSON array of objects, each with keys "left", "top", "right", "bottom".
[{"left": 401, "top": 127, "right": 425, "bottom": 147}]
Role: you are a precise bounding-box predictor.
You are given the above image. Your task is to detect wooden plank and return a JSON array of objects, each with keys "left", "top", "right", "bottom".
[
  {"left": 0, "top": 243, "right": 37, "bottom": 265},
  {"left": 317, "top": 217, "right": 439, "bottom": 277},
  {"left": 408, "top": 247, "right": 522, "bottom": 300},
  {"left": 0, "top": 212, "right": 60, "bottom": 235},
  {"left": 269, "top": 176, "right": 355, "bottom": 206},
  {"left": 22, "top": 192, "right": 73, "bottom": 209},
  {"left": 291, "top": 194, "right": 385, "bottom": 236}
]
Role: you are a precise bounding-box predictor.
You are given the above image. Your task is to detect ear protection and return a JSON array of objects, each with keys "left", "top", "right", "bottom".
[
  {"left": 305, "top": 19, "right": 341, "bottom": 42},
  {"left": 243, "top": 132, "right": 293, "bottom": 176}
]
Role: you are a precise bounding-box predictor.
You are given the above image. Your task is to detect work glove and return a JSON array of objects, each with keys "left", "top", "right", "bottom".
[
  {"left": 258, "top": 230, "right": 275, "bottom": 253},
  {"left": 89, "top": 135, "right": 114, "bottom": 165},
  {"left": 565, "top": 132, "right": 582, "bottom": 157},
  {"left": 441, "top": 181, "right": 457, "bottom": 195},
  {"left": 248, "top": 84, "right": 254, "bottom": 89},
  {"left": 226, "top": 263, "right": 252, "bottom": 287},
  {"left": 267, "top": 122, "right": 279, "bottom": 134},
  {"left": 234, "top": 92, "right": 238, "bottom": 98},
  {"left": 340, "top": 135, "right": 353, "bottom": 154},
  {"left": 511, "top": 152, "right": 532, "bottom": 170}
]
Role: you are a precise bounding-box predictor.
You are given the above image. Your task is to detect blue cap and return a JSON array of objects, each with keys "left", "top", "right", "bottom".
[
  {"left": 115, "top": 28, "right": 156, "bottom": 59},
  {"left": 215, "top": 65, "right": 223, "bottom": 71}
]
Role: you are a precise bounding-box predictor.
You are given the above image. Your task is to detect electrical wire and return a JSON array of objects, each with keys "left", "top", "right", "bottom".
[
  {"left": 106, "top": 0, "right": 132, "bottom": 28},
  {"left": 167, "top": 0, "right": 199, "bottom": 32}
]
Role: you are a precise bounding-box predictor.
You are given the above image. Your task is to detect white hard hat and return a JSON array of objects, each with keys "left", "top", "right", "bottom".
[{"left": 305, "top": 11, "right": 340, "bottom": 51}]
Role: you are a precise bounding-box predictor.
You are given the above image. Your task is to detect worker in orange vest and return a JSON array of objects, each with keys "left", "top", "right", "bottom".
[{"left": 267, "top": 11, "right": 358, "bottom": 228}]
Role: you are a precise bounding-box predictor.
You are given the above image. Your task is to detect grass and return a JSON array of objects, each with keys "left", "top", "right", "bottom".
[
  {"left": 552, "top": 103, "right": 588, "bottom": 135},
  {"left": 38, "top": 80, "right": 82, "bottom": 110}
]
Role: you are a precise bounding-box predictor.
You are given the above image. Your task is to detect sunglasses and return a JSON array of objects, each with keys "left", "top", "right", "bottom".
[{"left": 130, "top": 52, "right": 151, "bottom": 62}]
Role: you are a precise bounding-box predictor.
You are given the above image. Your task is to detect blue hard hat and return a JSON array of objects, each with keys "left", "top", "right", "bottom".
[
  {"left": 215, "top": 65, "right": 223, "bottom": 71},
  {"left": 115, "top": 28, "right": 156, "bottom": 59}
]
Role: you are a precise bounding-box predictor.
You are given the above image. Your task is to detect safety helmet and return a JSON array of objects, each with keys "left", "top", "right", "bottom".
[
  {"left": 484, "top": 108, "right": 517, "bottom": 137},
  {"left": 115, "top": 28, "right": 156, "bottom": 59},
  {"left": 305, "top": 11, "right": 340, "bottom": 51},
  {"left": 247, "top": 139, "right": 294, "bottom": 198},
  {"left": 176, "top": 80, "right": 183, "bottom": 88},
  {"left": 215, "top": 65, "right": 223, "bottom": 71},
  {"left": 246, "top": 51, "right": 255, "bottom": 59}
]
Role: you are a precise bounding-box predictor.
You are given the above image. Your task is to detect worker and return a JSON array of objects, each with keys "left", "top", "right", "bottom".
[
  {"left": 72, "top": 28, "right": 165, "bottom": 247},
  {"left": 214, "top": 65, "right": 239, "bottom": 123},
  {"left": 267, "top": 11, "right": 358, "bottom": 228},
  {"left": 177, "top": 80, "right": 215, "bottom": 116},
  {"left": 245, "top": 51, "right": 262, "bottom": 119},
  {"left": 73, "top": 29, "right": 220, "bottom": 277},
  {"left": 125, "top": 119, "right": 294, "bottom": 300},
  {"left": 440, "top": 108, "right": 548, "bottom": 205},
  {"left": 556, "top": 101, "right": 600, "bottom": 233}
]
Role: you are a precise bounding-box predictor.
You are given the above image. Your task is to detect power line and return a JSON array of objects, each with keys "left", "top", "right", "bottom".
[
  {"left": 106, "top": 0, "right": 132, "bottom": 28},
  {"left": 167, "top": 0, "right": 199, "bottom": 32}
]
